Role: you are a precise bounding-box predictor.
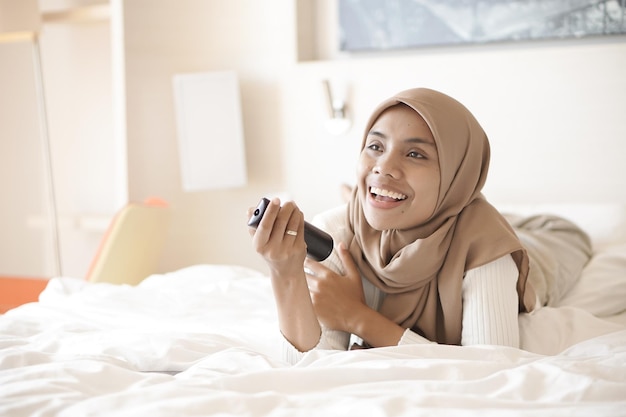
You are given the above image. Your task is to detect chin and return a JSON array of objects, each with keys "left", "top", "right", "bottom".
[{"left": 363, "top": 209, "right": 392, "bottom": 231}]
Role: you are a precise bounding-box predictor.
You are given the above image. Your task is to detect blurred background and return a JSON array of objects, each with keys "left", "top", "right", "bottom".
[{"left": 1, "top": 0, "right": 625, "bottom": 279}]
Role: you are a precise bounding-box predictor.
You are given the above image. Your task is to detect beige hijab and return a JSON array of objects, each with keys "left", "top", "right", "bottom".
[{"left": 347, "top": 88, "right": 536, "bottom": 345}]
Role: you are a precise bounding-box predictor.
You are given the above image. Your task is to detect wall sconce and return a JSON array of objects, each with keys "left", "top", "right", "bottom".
[
  {"left": 322, "top": 79, "right": 351, "bottom": 136},
  {"left": 173, "top": 71, "right": 247, "bottom": 191}
]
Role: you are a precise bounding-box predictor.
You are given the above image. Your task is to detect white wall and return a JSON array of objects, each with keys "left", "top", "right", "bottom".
[
  {"left": 120, "top": 0, "right": 299, "bottom": 274},
  {"left": 282, "top": 39, "right": 626, "bottom": 214}
]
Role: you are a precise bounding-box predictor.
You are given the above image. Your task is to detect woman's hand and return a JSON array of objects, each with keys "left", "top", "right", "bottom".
[
  {"left": 306, "top": 241, "right": 405, "bottom": 347},
  {"left": 304, "top": 242, "right": 368, "bottom": 333},
  {"left": 247, "top": 198, "right": 307, "bottom": 278}
]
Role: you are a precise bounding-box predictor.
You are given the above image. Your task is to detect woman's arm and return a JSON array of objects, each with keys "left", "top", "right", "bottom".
[
  {"left": 248, "top": 198, "right": 321, "bottom": 352},
  {"left": 461, "top": 254, "right": 520, "bottom": 347},
  {"left": 270, "top": 268, "right": 321, "bottom": 351}
]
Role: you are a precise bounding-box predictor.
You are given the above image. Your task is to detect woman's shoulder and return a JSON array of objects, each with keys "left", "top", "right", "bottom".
[
  {"left": 457, "top": 196, "right": 511, "bottom": 234},
  {"left": 312, "top": 204, "right": 348, "bottom": 229},
  {"left": 312, "top": 204, "right": 351, "bottom": 242}
]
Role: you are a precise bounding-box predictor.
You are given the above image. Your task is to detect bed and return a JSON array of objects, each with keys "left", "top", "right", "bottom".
[{"left": 1, "top": 204, "right": 625, "bottom": 417}]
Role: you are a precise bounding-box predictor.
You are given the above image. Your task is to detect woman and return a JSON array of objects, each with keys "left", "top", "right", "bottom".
[{"left": 249, "top": 88, "right": 592, "bottom": 363}]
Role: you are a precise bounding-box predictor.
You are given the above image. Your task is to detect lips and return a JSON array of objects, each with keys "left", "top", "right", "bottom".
[{"left": 369, "top": 186, "right": 407, "bottom": 202}]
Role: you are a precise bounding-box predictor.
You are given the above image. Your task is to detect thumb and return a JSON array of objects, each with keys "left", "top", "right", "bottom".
[{"left": 336, "top": 241, "right": 359, "bottom": 280}]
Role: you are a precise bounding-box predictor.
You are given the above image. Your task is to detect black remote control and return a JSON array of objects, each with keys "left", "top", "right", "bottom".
[{"left": 247, "top": 197, "right": 334, "bottom": 261}]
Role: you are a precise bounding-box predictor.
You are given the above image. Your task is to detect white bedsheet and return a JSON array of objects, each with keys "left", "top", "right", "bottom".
[{"left": 1, "top": 263, "right": 625, "bottom": 417}]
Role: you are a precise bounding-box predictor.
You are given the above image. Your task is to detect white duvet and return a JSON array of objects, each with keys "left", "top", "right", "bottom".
[{"left": 1, "top": 260, "right": 625, "bottom": 417}]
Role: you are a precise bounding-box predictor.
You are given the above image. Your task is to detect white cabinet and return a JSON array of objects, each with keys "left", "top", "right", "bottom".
[{"left": 2, "top": 1, "right": 121, "bottom": 278}]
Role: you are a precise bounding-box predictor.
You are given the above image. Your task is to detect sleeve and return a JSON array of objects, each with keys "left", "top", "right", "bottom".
[
  {"left": 398, "top": 254, "right": 520, "bottom": 348},
  {"left": 461, "top": 254, "right": 520, "bottom": 347},
  {"left": 398, "top": 328, "right": 435, "bottom": 345}
]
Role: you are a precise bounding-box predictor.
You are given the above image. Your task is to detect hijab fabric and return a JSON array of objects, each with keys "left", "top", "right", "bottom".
[{"left": 347, "top": 88, "right": 536, "bottom": 345}]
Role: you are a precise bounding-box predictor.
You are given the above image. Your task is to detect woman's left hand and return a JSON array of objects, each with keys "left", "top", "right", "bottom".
[{"left": 304, "top": 242, "right": 368, "bottom": 333}]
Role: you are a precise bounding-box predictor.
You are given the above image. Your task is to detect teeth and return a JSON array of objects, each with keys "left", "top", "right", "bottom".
[{"left": 370, "top": 186, "right": 407, "bottom": 200}]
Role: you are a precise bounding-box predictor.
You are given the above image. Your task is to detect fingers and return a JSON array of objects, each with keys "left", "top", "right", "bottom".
[
  {"left": 249, "top": 198, "right": 306, "bottom": 259},
  {"left": 248, "top": 198, "right": 279, "bottom": 245},
  {"left": 246, "top": 207, "right": 256, "bottom": 237},
  {"left": 269, "top": 200, "right": 302, "bottom": 241},
  {"left": 284, "top": 203, "right": 303, "bottom": 239},
  {"left": 305, "top": 241, "right": 355, "bottom": 275},
  {"left": 335, "top": 242, "right": 359, "bottom": 278}
]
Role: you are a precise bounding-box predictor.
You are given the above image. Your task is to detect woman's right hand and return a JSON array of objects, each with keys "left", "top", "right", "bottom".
[{"left": 247, "top": 198, "right": 307, "bottom": 278}]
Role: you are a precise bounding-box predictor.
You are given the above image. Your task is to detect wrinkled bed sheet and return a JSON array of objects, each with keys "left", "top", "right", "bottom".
[{"left": 1, "top": 264, "right": 625, "bottom": 417}]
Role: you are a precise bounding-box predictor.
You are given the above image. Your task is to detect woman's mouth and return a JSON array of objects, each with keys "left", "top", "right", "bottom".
[{"left": 369, "top": 186, "right": 407, "bottom": 202}]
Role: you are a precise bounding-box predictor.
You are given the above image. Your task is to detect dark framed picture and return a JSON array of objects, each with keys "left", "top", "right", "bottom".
[{"left": 339, "top": 0, "right": 626, "bottom": 51}]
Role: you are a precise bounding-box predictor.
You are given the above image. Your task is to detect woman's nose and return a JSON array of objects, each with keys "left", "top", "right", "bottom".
[{"left": 372, "top": 153, "right": 401, "bottom": 178}]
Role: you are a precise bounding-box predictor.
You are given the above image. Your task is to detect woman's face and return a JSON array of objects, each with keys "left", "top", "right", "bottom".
[{"left": 357, "top": 104, "right": 440, "bottom": 231}]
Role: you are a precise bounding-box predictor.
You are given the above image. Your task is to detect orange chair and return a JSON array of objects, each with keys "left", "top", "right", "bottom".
[
  {"left": 0, "top": 198, "right": 170, "bottom": 313},
  {"left": 0, "top": 276, "right": 49, "bottom": 314}
]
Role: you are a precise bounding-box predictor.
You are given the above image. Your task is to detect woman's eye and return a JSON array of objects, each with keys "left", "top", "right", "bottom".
[
  {"left": 408, "top": 151, "right": 425, "bottom": 159},
  {"left": 367, "top": 143, "right": 381, "bottom": 152}
]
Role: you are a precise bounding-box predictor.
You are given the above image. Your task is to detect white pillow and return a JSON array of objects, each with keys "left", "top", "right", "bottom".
[
  {"left": 494, "top": 203, "right": 626, "bottom": 248},
  {"left": 556, "top": 243, "right": 626, "bottom": 318}
]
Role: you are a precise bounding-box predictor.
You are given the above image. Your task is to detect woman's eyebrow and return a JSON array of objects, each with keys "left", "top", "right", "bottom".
[
  {"left": 367, "top": 130, "right": 386, "bottom": 139},
  {"left": 367, "top": 130, "right": 436, "bottom": 147},
  {"left": 405, "top": 137, "right": 436, "bottom": 147}
]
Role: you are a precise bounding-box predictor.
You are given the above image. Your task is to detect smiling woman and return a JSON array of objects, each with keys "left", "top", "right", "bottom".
[
  {"left": 249, "top": 87, "right": 593, "bottom": 365},
  {"left": 357, "top": 103, "right": 440, "bottom": 231}
]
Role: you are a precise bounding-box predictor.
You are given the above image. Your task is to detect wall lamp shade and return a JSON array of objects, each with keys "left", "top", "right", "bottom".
[
  {"left": 173, "top": 71, "right": 247, "bottom": 192},
  {"left": 0, "top": 0, "right": 41, "bottom": 39}
]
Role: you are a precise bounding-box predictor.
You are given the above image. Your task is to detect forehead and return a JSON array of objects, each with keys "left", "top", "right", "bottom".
[{"left": 369, "top": 104, "right": 435, "bottom": 142}]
